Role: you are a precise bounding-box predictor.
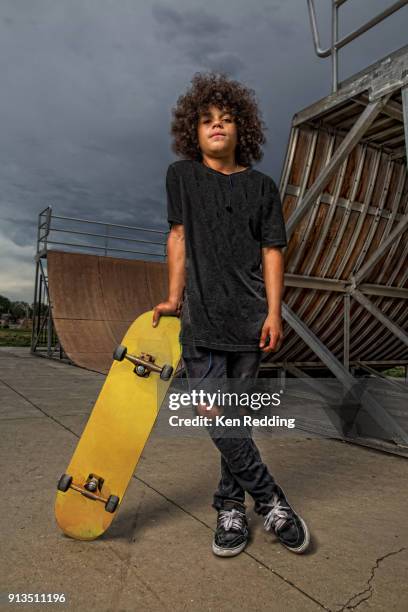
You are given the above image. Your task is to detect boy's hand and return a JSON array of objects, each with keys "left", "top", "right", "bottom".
[
  {"left": 259, "top": 313, "right": 283, "bottom": 353},
  {"left": 152, "top": 299, "right": 182, "bottom": 327}
]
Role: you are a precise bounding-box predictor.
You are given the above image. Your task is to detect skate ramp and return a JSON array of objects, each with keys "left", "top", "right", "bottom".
[
  {"left": 277, "top": 126, "right": 408, "bottom": 368},
  {"left": 273, "top": 46, "right": 408, "bottom": 371},
  {"left": 47, "top": 251, "right": 168, "bottom": 373}
]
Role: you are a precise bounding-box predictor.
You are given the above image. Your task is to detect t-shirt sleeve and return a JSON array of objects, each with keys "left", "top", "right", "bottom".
[
  {"left": 260, "top": 179, "right": 287, "bottom": 248},
  {"left": 166, "top": 164, "right": 183, "bottom": 228}
]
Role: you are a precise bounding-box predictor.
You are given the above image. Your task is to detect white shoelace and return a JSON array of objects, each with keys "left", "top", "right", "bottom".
[
  {"left": 263, "top": 493, "right": 291, "bottom": 533},
  {"left": 218, "top": 509, "right": 245, "bottom": 532}
]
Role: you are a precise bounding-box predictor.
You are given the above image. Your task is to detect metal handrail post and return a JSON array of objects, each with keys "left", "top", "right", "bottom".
[
  {"left": 332, "top": 0, "right": 338, "bottom": 92},
  {"left": 47, "top": 314, "right": 52, "bottom": 357},
  {"left": 307, "top": 0, "right": 408, "bottom": 92},
  {"left": 30, "top": 260, "right": 40, "bottom": 353},
  {"left": 37, "top": 274, "right": 43, "bottom": 341},
  {"left": 44, "top": 206, "right": 52, "bottom": 251},
  {"left": 104, "top": 224, "right": 109, "bottom": 257},
  {"left": 403, "top": 85, "right": 408, "bottom": 169},
  {"left": 343, "top": 293, "right": 350, "bottom": 371}
]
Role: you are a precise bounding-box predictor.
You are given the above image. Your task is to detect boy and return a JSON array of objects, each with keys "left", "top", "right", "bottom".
[{"left": 153, "top": 72, "right": 310, "bottom": 557}]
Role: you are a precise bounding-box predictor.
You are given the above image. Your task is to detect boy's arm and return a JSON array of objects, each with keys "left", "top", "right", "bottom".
[
  {"left": 152, "top": 223, "right": 185, "bottom": 327},
  {"left": 259, "top": 246, "right": 285, "bottom": 352}
]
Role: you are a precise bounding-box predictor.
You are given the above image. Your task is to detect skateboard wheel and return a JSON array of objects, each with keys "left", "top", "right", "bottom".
[
  {"left": 113, "top": 345, "right": 127, "bottom": 361},
  {"left": 160, "top": 364, "right": 173, "bottom": 381},
  {"left": 57, "top": 473, "right": 72, "bottom": 492},
  {"left": 105, "top": 495, "right": 120, "bottom": 513}
]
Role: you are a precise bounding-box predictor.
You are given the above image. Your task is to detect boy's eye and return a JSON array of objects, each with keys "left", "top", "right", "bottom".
[{"left": 202, "top": 117, "right": 232, "bottom": 124}]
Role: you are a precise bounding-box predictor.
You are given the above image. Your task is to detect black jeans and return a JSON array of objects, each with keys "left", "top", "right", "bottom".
[{"left": 181, "top": 344, "right": 279, "bottom": 515}]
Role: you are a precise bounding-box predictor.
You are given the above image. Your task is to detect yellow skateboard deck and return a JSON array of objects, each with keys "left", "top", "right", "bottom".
[{"left": 55, "top": 310, "right": 181, "bottom": 540}]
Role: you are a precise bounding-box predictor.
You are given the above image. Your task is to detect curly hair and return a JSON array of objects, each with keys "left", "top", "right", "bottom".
[{"left": 170, "top": 72, "right": 266, "bottom": 166}]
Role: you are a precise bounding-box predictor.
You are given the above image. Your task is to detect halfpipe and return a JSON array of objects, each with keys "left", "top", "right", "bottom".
[{"left": 47, "top": 251, "right": 169, "bottom": 373}]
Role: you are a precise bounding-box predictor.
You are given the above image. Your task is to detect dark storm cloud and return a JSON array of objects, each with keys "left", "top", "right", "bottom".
[
  {"left": 0, "top": 0, "right": 407, "bottom": 301},
  {"left": 152, "top": 4, "right": 227, "bottom": 38},
  {"left": 152, "top": 4, "right": 245, "bottom": 74}
]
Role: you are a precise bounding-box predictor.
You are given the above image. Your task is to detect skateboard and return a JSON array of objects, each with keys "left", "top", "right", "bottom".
[{"left": 55, "top": 310, "right": 181, "bottom": 540}]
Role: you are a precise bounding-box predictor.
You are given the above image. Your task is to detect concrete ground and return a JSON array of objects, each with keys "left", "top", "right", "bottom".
[{"left": 1, "top": 347, "right": 407, "bottom": 612}]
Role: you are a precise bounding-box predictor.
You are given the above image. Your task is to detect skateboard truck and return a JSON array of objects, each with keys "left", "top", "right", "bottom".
[
  {"left": 57, "top": 473, "right": 120, "bottom": 513},
  {"left": 84, "top": 473, "right": 104, "bottom": 493},
  {"left": 113, "top": 345, "right": 173, "bottom": 381}
]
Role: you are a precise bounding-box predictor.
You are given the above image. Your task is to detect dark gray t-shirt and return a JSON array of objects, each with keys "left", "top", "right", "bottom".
[{"left": 166, "top": 159, "right": 287, "bottom": 351}]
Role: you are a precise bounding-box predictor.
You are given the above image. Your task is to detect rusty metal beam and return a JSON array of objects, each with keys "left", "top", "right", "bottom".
[
  {"left": 284, "top": 274, "right": 408, "bottom": 299},
  {"left": 285, "top": 183, "right": 406, "bottom": 222},
  {"left": 403, "top": 84, "right": 408, "bottom": 168},
  {"left": 351, "top": 212, "right": 408, "bottom": 286},
  {"left": 358, "top": 284, "right": 408, "bottom": 300},
  {"left": 390, "top": 146, "right": 407, "bottom": 160},
  {"left": 350, "top": 289, "right": 408, "bottom": 347},
  {"left": 354, "top": 361, "right": 408, "bottom": 392},
  {"left": 351, "top": 93, "right": 404, "bottom": 122}
]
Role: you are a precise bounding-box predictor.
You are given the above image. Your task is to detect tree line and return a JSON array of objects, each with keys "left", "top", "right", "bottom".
[{"left": 0, "top": 295, "right": 34, "bottom": 321}]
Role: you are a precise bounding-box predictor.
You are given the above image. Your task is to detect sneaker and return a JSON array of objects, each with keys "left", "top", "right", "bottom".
[
  {"left": 212, "top": 500, "right": 249, "bottom": 557},
  {"left": 263, "top": 485, "right": 310, "bottom": 554}
]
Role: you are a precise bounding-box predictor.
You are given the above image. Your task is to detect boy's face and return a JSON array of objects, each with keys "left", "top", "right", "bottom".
[{"left": 197, "top": 104, "right": 238, "bottom": 160}]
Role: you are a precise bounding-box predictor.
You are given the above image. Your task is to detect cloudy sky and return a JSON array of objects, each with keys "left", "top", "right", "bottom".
[{"left": 0, "top": 0, "right": 407, "bottom": 302}]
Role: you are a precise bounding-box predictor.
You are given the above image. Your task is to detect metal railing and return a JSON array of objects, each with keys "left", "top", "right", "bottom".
[
  {"left": 36, "top": 206, "right": 168, "bottom": 260},
  {"left": 307, "top": 0, "right": 408, "bottom": 93},
  {"left": 31, "top": 206, "right": 169, "bottom": 359}
]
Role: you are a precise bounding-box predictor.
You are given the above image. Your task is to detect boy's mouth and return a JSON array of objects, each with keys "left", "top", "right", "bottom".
[{"left": 210, "top": 132, "right": 226, "bottom": 138}]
